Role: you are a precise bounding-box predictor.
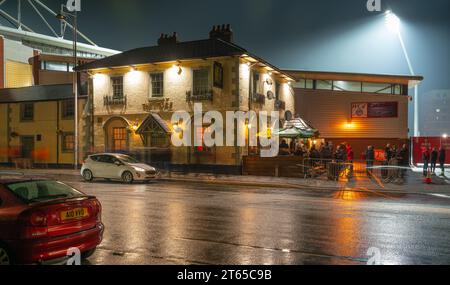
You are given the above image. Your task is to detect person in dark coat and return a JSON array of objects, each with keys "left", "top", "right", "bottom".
[
  {"left": 422, "top": 147, "right": 431, "bottom": 177},
  {"left": 279, "top": 140, "right": 290, "bottom": 156},
  {"left": 309, "top": 144, "right": 320, "bottom": 159},
  {"left": 366, "top": 146, "right": 375, "bottom": 176},
  {"left": 398, "top": 144, "right": 409, "bottom": 178},
  {"left": 439, "top": 147, "right": 446, "bottom": 176},
  {"left": 320, "top": 142, "right": 332, "bottom": 160},
  {"left": 431, "top": 147, "right": 439, "bottom": 174},
  {"left": 385, "top": 144, "right": 393, "bottom": 163}
]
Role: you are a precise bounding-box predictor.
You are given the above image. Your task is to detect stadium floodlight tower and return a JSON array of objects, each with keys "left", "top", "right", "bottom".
[{"left": 385, "top": 10, "right": 420, "bottom": 138}]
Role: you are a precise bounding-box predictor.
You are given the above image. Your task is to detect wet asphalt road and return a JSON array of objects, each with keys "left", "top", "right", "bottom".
[{"left": 62, "top": 178, "right": 450, "bottom": 265}]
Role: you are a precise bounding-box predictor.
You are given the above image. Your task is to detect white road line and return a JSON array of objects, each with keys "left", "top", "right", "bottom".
[{"left": 430, "top": 194, "right": 450, "bottom": 199}]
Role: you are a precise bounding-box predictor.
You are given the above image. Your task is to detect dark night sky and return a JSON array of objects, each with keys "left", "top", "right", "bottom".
[{"left": 1, "top": 0, "right": 449, "bottom": 134}]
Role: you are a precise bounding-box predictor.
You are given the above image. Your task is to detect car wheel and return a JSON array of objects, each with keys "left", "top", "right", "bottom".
[
  {"left": 0, "top": 246, "right": 11, "bottom": 265},
  {"left": 83, "top": 170, "right": 94, "bottom": 182},
  {"left": 81, "top": 248, "right": 96, "bottom": 260},
  {"left": 122, "top": 171, "right": 134, "bottom": 184}
]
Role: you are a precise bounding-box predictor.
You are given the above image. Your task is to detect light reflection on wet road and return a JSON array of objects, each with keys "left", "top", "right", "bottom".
[{"left": 63, "top": 179, "right": 450, "bottom": 265}]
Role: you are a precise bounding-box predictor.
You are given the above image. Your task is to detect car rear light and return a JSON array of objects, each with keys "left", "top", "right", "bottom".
[
  {"left": 90, "top": 199, "right": 102, "bottom": 222},
  {"left": 19, "top": 210, "right": 49, "bottom": 239}
]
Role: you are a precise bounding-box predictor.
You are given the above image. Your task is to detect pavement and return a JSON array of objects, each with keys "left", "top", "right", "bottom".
[{"left": 1, "top": 166, "right": 449, "bottom": 195}]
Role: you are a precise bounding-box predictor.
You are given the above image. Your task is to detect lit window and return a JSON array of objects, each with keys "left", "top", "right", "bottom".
[{"left": 62, "top": 133, "right": 75, "bottom": 152}]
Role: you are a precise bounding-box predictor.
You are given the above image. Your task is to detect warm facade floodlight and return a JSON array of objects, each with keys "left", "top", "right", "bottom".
[{"left": 385, "top": 10, "right": 400, "bottom": 34}]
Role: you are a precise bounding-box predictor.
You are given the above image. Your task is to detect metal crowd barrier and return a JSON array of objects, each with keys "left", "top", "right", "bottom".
[{"left": 301, "top": 158, "right": 406, "bottom": 182}]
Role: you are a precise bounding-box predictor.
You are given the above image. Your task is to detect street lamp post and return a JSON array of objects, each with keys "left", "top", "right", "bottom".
[
  {"left": 57, "top": 9, "right": 78, "bottom": 170},
  {"left": 385, "top": 10, "right": 420, "bottom": 138}
]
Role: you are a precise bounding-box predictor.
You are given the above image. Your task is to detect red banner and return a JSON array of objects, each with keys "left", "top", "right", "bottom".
[{"left": 412, "top": 137, "right": 449, "bottom": 164}]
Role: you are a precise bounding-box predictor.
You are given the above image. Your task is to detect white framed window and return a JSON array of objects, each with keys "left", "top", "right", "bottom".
[
  {"left": 193, "top": 68, "right": 210, "bottom": 95},
  {"left": 150, "top": 72, "right": 164, "bottom": 97}
]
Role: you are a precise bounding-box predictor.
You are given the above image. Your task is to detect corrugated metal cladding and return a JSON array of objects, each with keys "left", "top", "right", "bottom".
[
  {"left": 295, "top": 89, "right": 409, "bottom": 139},
  {"left": 5, "top": 60, "right": 34, "bottom": 88}
]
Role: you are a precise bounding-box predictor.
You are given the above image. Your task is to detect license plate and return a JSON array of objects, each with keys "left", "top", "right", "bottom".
[{"left": 60, "top": 208, "right": 89, "bottom": 221}]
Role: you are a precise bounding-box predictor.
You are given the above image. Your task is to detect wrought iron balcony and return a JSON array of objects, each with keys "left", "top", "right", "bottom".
[
  {"left": 104, "top": 95, "right": 127, "bottom": 106},
  {"left": 275, "top": 99, "right": 286, "bottom": 110},
  {"left": 186, "top": 90, "right": 213, "bottom": 102}
]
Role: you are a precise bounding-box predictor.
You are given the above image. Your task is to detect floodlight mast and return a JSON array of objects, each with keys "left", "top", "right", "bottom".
[{"left": 385, "top": 10, "right": 420, "bottom": 138}]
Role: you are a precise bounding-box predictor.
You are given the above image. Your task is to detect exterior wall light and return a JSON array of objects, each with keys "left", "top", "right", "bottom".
[
  {"left": 173, "top": 64, "right": 183, "bottom": 75},
  {"left": 443, "top": 134, "right": 448, "bottom": 139}
]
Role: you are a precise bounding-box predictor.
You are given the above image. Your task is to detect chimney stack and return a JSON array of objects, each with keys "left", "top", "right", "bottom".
[
  {"left": 209, "top": 24, "right": 233, "bottom": 43},
  {"left": 158, "top": 32, "right": 179, "bottom": 46}
]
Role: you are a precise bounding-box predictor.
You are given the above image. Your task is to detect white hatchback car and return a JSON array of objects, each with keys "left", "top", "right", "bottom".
[{"left": 81, "top": 153, "right": 158, "bottom": 183}]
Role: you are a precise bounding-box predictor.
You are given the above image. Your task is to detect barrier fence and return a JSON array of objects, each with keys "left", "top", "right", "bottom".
[{"left": 302, "top": 158, "right": 407, "bottom": 182}]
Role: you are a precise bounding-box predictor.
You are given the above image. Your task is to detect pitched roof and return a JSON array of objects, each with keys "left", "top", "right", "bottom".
[
  {"left": 75, "top": 38, "right": 246, "bottom": 71},
  {"left": 136, "top": 113, "right": 171, "bottom": 134},
  {"left": 0, "top": 84, "right": 85, "bottom": 103}
]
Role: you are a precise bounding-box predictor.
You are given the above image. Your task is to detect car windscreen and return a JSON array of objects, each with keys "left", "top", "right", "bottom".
[
  {"left": 116, "top": 155, "right": 140, "bottom": 164},
  {"left": 5, "top": 180, "right": 85, "bottom": 204}
]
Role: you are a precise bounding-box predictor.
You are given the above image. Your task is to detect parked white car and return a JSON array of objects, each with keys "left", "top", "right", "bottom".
[{"left": 81, "top": 153, "right": 158, "bottom": 183}]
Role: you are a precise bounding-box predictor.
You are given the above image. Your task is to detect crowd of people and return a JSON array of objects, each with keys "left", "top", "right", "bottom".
[
  {"left": 422, "top": 146, "right": 447, "bottom": 177},
  {"left": 279, "top": 139, "right": 447, "bottom": 179}
]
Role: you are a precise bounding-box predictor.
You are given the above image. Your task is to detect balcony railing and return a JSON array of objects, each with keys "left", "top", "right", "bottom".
[
  {"left": 186, "top": 90, "right": 213, "bottom": 102},
  {"left": 104, "top": 95, "right": 127, "bottom": 106},
  {"left": 252, "top": 93, "right": 266, "bottom": 105},
  {"left": 275, "top": 99, "right": 286, "bottom": 110}
]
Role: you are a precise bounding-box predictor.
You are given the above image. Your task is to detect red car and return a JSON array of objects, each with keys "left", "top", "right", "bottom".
[{"left": 0, "top": 175, "right": 104, "bottom": 265}]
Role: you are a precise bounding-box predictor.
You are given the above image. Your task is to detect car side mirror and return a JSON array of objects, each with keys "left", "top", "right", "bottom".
[{"left": 114, "top": 161, "right": 122, "bottom": 166}]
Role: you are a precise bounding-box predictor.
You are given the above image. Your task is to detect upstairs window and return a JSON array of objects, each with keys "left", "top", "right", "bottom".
[
  {"left": 21, "top": 103, "right": 34, "bottom": 121},
  {"left": 112, "top": 76, "right": 124, "bottom": 99},
  {"left": 150, "top": 73, "right": 164, "bottom": 97},
  {"left": 252, "top": 72, "right": 261, "bottom": 94},
  {"left": 193, "top": 68, "right": 210, "bottom": 95},
  {"left": 62, "top": 100, "right": 75, "bottom": 119}
]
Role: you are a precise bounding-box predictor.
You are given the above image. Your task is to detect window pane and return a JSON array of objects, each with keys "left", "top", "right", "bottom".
[
  {"left": 333, "top": 81, "right": 362, "bottom": 92},
  {"left": 362, "top": 82, "right": 393, "bottom": 94},
  {"left": 293, "top": 80, "right": 306, "bottom": 89},
  {"left": 112, "top": 77, "right": 124, "bottom": 99},
  {"left": 21, "top": 103, "right": 34, "bottom": 121},
  {"left": 151, "top": 73, "right": 164, "bottom": 97},
  {"left": 44, "top": 61, "right": 68, "bottom": 72},
  {"left": 62, "top": 133, "right": 75, "bottom": 152},
  {"left": 62, "top": 100, "right": 75, "bottom": 118},
  {"left": 193, "top": 69, "right": 209, "bottom": 95},
  {"left": 6, "top": 181, "right": 83, "bottom": 203},
  {"left": 316, "top": 80, "right": 333, "bottom": 90}
]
